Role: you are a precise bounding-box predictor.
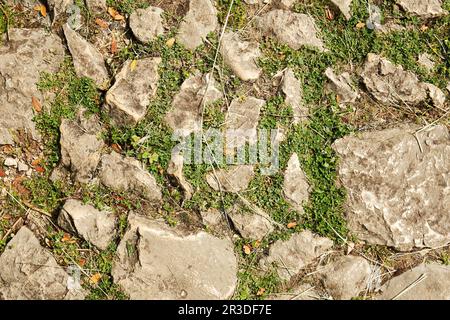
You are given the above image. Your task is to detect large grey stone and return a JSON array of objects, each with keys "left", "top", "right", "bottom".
[
  {"left": 60, "top": 109, "right": 104, "bottom": 183},
  {"left": 0, "top": 28, "right": 65, "bottom": 142},
  {"left": 57, "top": 199, "right": 117, "bottom": 250},
  {"left": 105, "top": 57, "right": 161, "bottom": 125},
  {"left": 176, "top": 0, "right": 218, "bottom": 50},
  {"left": 396, "top": 0, "right": 448, "bottom": 18},
  {"left": 206, "top": 165, "right": 255, "bottom": 193},
  {"left": 283, "top": 153, "right": 310, "bottom": 214},
  {"left": 255, "top": 10, "right": 326, "bottom": 51},
  {"left": 361, "top": 54, "right": 427, "bottom": 106},
  {"left": 321, "top": 255, "right": 373, "bottom": 300},
  {"left": 377, "top": 263, "right": 450, "bottom": 300},
  {"left": 333, "top": 125, "right": 450, "bottom": 251},
  {"left": 63, "top": 23, "right": 109, "bottom": 89},
  {"left": 281, "top": 68, "right": 308, "bottom": 124},
  {"left": 260, "top": 230, "right": 334, "bottom": 280},
  {"left": 130, "top": 6, "right": 164, "bottom": 43},
  {"left": 325, "top": 67, "right": 360, "bottom": 104},
  {"left": 220, "top": 32, "right": 262, "bottom": 81},
  {"left": 0, "top": 227, "right": 86, "bottom": 300},
  {"left": 112, "top": 213, "right": 238, "bottom": 299},
  {"left": 99, "top": 151, "right": 162, "bottom": 202},
  {"left": 165, "top": 72, "right": 222, "bottom": 136}
]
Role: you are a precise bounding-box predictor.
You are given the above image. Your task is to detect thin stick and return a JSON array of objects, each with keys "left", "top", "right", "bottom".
[{"left": 392, "top": 273, "right": 427, "bottom": 300}]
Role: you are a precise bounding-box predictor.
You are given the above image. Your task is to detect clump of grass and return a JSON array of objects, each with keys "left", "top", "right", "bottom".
[{"left": 217, "top": 0, "right": 248, "bottom": 31}]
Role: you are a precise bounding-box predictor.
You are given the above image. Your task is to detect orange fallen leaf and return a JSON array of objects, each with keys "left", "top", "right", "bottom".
[
  {"left": 95, "top": 18, "right": 109, "bottom": 29},
  {"left": 325, "top": 7, "right": 334, "bottom": 20},
  {"left": 90, "top": 273, "right": 102, "bottom": 285},
  {"left": 0, "top": 169, "right": 6, "bottom": 177},
  {"left": 111, "top": 143, "right": 122, "bottom": 153},
  {"left": 111, "top": 37, "right": 118, "bottom": 54},
  {"left": 31, "top": 158, "right": 42, "bottom": 166},
  {"left": 253, "top": 240, "right": 261, "bottom": 248},
  {"left": 107, "top": 7, "right": 124, "bottom": 21},
  {"left": 256, "top": 287, "right": 266, "bottom": 296},
  {"left": 243, "top": 244, "right": 252, "bottom": 255},
  {"left": 31, "top": 96, "right": 42, "bottom": 112},
  {"left": 78, "top": 258, "right": 86, "bottom": 267},
  {"left": 356, "top": 21, "right": 366, "bottom": 29},
  {"left": 61, "top": 233, "right": 72, "bottom": 242},
  {"left": 34, "top": 165, "right": 45, "bottom": 173},
  {"left": 34, "top": 4, "right": 47, "bottom": 17},
  {"left": 287, "top": 221, "right": 297, "bottom": 229}
]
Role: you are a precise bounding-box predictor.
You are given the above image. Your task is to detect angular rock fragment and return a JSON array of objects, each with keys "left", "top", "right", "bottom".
[
  {"left": 283, "top": 153, "right": 310, "bottom": 214},
  {"left": 57, "top": 199, "right": 117, "bottom": 250},
  {"left": 418, "top": 53, "right": 435, "bottom": 71},
  {"left": 281, "top": 68, "right": 308, "bottom": 123},
  {"left": 85, "top": 0, "right": 106, "bottom": 13},
  {"left": 99, "top": 151, "right": 162, "bottom": 202},
  {"left": 332, "top": 125, "right": 450, "bottom": 251},
  {"left": 321, "top": 255, "right": 373, "bottom": 300},
  {"left": 0, "top": 227, "right": 86, "bottom": 300},
  {"left": 255, "top": 10, "right": 326, "bottom": 51},
  {"left": 0, "top": 28, "right": 65, "bottom": 142},
  {"left": 225, "top": 97, "right": 264, "bottom": 152},
  {"left": 48, "top": 0, "right": 73, "bottom": 20},
  {"left": 330, "top": 0, "right": 353, "bottom": 20},
  {"left": 361, "top": 54, "right": 427, "bottom": 106},
  {"left": 221, "top": 32, "right": 262, "bottom": 81},
  {"left": 206, "top": 165, "right": 254, "bottom": 193},
  {"left": 378, "top": 263, "right": 450, "bottom": 300},
  {"left": 396, "top": 0, "right": 448, "bottom": 18},
  {"left": 325, "top": 67, "right": 359, "bottom": 104},
  {"left": 60, "top": 109, "right": 104, "bottom": 183},
  {"left": 63, "top": 24, "right": 109, "bottom": 89},
  {"left": 228, "top": 203, "right": 274, "bottom": 240},
  {"left": 260, "top": 230, "right": 334, "bottom": 280},
  {"left": 130, "top": 6, "right": 164, "bottom": 43},
  {"left": 425, "top": 83, "right": 446, "bottom": 108},
  {"left": 167, "top": 151, "right": 194, "bottom": 200},
  {"left": 112, "top": 214, "right": 238, "bottom": 299},
  {"left": 165, "top": 73, "right": 222, "bottom": 136},
  {"left": 105, "top": 57, "right": 161, "bottom": 125},
  {"left": 177, "top": 0, "right": 218, "bottom": 50}
]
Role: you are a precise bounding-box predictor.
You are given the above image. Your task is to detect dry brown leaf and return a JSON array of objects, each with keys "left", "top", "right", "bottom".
[
  {"left": 90, "top": 273, "right": 102, "bottom": 285},
  {"left": 420, "top": 24, "right": 429, "bottom": 32},
  {"left": 287, "top": 221, "right": 297, "bottom": 229},
  {"left": 95, "top": 18, "right": 109, "bottom": 29},
  {"left": 256, "top": 288, "right": 266, "bottom": 296},
  {"left": 34, "top": 165, "right": 45, "bottom": 173},
  {"left": 325, "top": 7, "right": 334, "bottom": 20},
  {"left": 0, "top": 169, "right": 6, "bottom": 177},
  {"left": 111, "top": 36, "right": 118, "bottom": 54},
  {"left": 31, "top": 96, "right": 42, "bottom": 112},
  {"left": 111, "top": 143, "right": 122, "bottom": 153},
  {"left": 243, "top": 244, "right": 252, "bottom": 255},
  {"left": 107, "top": 7, "right": 124, "bottom": 21},
  {"left": 253, "top": 240, "right": 261, "bottom": 248},
  {"left": 78, "top": 258, "right": 86, "bottom": 267}
]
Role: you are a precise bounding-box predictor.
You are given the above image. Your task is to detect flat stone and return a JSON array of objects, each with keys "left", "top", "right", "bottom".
[
  {"left": 283, "top": 153, "right": 310, "bottom": 214},
  {"left": 3, "top": 157, "right": 17, "bottom": 168},
  {"left": 57, "top": 199, "right": 117, "bottom": 250},
  {"left": 260, "top": 230, "right": 334, "bottom": 280},
  {"left": 165, "top": 72, "right": 222, "bottom": 136},
  {"left": 0, "top": 227, "right": 86, "bottom": 299},
  {"left": 0, "top": 128, "right": 14, "bottom": 145},
  {"left": 425, "top": 83, "right": 446, "bottom": 108},
  {"left": 206, "top": 165, "right": 255, "bottom": 193},
  {"left": 176, "top": 0, "right": 218, "bottom": 50},
  {"left": 112, "top": 213, "right": 238, "bottom": 299},
  {"left": 321, "top": 255, "right": 373, "bottom": 300},
  {"left": 418, "top": 53, "right": 435, "bottom": 71},
  {"left": 0, "top": 28, "right": 65, "bottom": 142},
  {"left": 396, "top": 0, "right": 448, "bottom": 18},
  {"left": 63, "top": 23, "right": 109, "bottom": 89},
  {"left": 376, "top": 21, "right": 406, "bottom": 34},
  {"left": 167, "top": 151, "right": 194, "bottom": 200},
  {"left": 85, "top": 0, "right": 106, "bottom": 13},
  {"left": 325, "top": 67, "right": 360, "bottom": 104},
  {"left": 225, "top": 97, "right": 264, "bottom": 152},
  {"left": 99, "top": 151, "right": 162, "bottom": 202},
  {"left": 281, "top": 68, "right": 308, "bottom": 123},
  {"left": 60, "top": 109, "right": 104, "bottom": 183},
  {"left": 228, "top": 203, "right": 274, "bottom": 240},
  {"left": 221, "top": 32, "right": 262, "bottom": 81},
  {"left": 377, "top": 263, "right": 450, "bottom": 300},
  {"left": 332, "top": 125, "right": 450, "bottom": 251},
  {"left": 361, "top": 54, "right": 427, "bottom": 106},
  {"left": 17, "top": 161, "right": 29, "bottom": 172},
  {"left": 105, "top": 57, "right": 161, "bottom": 125},
  {"left": 330, "top": 0, "right": 353, "bottom": 20},
  {"left": 255, "top": 10, "right": 326, "bottom": 51},
  {"left": 130, "top": 6, "right": 164, "bottom": 43}
]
